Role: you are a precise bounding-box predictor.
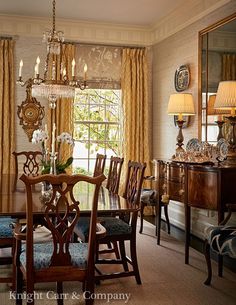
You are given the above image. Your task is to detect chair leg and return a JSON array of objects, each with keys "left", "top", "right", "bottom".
[
  {"left": 139, "top": 203, "right": 145, "bottom": 234},
  {"left": 157, "top": 201, "right": 162, "bottom": 245},
  {"left": 85, "top": 279, "right": 95, "bottom": 305},
  {"left": 26, "top": 281, "right": 35, "bottom": 305},
  {"left": 154, "top": 204, "right": 158, "bottom": 236},
  {"left": 106, "top": 242, "right": 112, "bottom": 249},
  {"left": 119, "top": 240, "right": 129, "bottom": 271},
  {"left": 16, "top": 267, "right": 23, "bottom": 305},
  {"left": 164, "top": 205, "right": 170, "bottom": 234},
  {"left": 130, "top": 237, "right": 141, "bottom": 284},
  {"left": 204, "top": 240, "right": 212, "bottom": 285},
  {"left": 112, "top": 241, "right": 120, "bottom": 259},
  {"left": 56, "top": 282, "right": 63, "bottom": 305},
  {"left": 218, "top": 254, "right": 223, "bottom": 277}
]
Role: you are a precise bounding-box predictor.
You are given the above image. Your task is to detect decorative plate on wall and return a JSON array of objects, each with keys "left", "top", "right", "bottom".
[{"left": 174, "top": 65, "right": 190, "bottom": 92}]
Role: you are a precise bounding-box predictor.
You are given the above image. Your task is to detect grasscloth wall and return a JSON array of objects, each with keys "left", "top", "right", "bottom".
[{"left": 152, "top": 1, "right": 236, "bottom": 238}]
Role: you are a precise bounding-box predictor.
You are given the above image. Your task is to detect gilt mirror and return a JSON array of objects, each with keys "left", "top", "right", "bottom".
[{"left": 199, "top": 12, "right": 236, "bottom": 143}]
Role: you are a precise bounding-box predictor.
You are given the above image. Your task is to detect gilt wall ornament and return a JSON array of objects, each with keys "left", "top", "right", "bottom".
[{"left": 17, "top": 80, "right": 45, "bottom": 141}]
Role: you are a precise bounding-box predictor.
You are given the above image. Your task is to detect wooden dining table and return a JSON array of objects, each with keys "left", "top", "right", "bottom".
[{"left": 0, "top": 174, "right": 138, "bottom": 217}]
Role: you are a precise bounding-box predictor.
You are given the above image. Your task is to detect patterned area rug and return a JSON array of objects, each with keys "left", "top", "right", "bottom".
[{"left": 0, "top": 220, "right": 236, "bottom": 305}]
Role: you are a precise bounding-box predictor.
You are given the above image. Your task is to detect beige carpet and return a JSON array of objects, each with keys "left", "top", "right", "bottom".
[{"left": 0, "top": 220, "right": 236, "bottom": 305}]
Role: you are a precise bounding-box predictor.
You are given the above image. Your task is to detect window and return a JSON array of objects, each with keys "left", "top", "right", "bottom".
[{"left": 73, "top": 88, "right": 122, "bottom": 175}]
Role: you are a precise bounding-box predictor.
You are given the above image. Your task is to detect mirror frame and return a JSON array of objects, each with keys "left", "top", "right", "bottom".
[{"left": 198, "top": 12, "right": 236, "bottom": 141}]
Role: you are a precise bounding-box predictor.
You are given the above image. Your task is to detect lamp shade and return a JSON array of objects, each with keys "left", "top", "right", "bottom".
[
  {"left": 167, "top": 93, "right": 195, "bottom": 115},
  {"left": 214, "top": 81, "right": 236, "bottom": 110},
  {"left": 208, "top": 94, "right": 230, "bottom": 115}
]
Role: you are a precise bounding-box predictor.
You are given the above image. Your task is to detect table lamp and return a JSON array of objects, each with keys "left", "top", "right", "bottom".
[
  {"left": 167, "top": 93, "right": 195, "bottom": 153},
  {"left": 207, "top": 94, "right": 230, "bottom": 141},
  {"left": 214, "top": 81, "right": 236, "bottom": 155}
]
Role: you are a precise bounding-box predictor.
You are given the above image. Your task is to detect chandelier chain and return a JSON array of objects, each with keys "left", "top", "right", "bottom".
[{"left": 52, "top": 0, "right": 56, "bottom": 33}]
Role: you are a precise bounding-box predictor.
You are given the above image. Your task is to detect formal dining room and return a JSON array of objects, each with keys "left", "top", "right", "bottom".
[{"left": 0, "top": 0, "right": 236, "bottom": 304}]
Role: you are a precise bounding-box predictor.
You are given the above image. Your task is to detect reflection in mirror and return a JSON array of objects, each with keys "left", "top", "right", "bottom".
[{"left": 199, "top": 13, "right": 236, "bottom": 143}]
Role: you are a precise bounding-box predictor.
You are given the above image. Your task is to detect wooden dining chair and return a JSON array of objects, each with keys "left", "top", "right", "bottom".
[
  {"left": 73, "top": 161, "right": 146, "bottom": 284},
  {"left": 139, "top": 177, "right": 170, "bottom": 237},
  {"left": 106, "top": 156, "right": 124, "bottom": 194},
  {"left": 74, "top": 156, "right": 124, "bottom": 258},
  {"left": 12, "top": 151, "right": 43, "bottom": 191},
  {"left": 96, "top": 160, "right": 146, "bottom": 284},
  {"left": 102, "top": 156, "right": 124, "bottom": 257},
  {"left": 14, "top": 173, "right": 106, "bottom": 305},
  {"left": 93, "top": 153, "right": 106, "bottom": 177}
]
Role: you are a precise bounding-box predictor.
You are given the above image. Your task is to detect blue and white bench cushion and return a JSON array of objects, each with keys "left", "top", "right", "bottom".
[
  {"left": 205, "top": 226, "right": 236, "bottom": 258},
  {"left": 20, "top": 242, "right": 88, "bottom": 270}
]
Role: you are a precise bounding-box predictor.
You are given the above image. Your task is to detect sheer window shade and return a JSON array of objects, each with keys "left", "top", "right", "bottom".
[{"left": 75, "top": 45, "right": 121, "bottom": 89}]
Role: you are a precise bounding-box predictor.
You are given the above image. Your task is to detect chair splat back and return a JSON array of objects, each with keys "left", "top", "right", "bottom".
[
  {"left": 13, "top": 151, "right": 43, "bottom": 176},
  {"left": 123, "top": 161, "right": 146, "bottom": 204},
  {"left": 106, "top": 156, "right": 124, "bottom": 194},
  {"left": 93, "top": 153, "right": 106, "bottom": 177}
]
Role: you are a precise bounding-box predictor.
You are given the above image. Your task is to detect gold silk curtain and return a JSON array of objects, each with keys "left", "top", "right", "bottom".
[
  {"left": 121, "top": 48, "right": 151, "bottom": 179},
  {"left": 47, "top": 43, "right": 75, "bottom": 166},
  {"left": 222, "top": 53, "right": 236, "bottom": 80},
  {"left": 0, "top": 39, "right": 15, "bottom": 195}
]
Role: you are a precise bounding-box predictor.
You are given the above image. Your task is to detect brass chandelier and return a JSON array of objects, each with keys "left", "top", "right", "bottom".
[{"left": 17, "top": 0, "right": 87, "bottom": 107}]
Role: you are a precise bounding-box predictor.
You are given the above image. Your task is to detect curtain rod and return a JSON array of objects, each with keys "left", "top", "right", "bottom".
[
  {"left": 64, "top": 40, "right": 146, "bottom": 49},
  {"left": 0, "top": 36, "right": 13, "bottom": 40}
]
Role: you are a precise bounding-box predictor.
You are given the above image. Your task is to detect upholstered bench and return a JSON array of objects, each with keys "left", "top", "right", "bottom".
[{"left": 203, "top": 204, "right": 236, "bottom": 285}]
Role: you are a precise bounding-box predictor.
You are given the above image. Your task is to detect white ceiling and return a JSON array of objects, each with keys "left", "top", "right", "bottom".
[{"left": 0, "top": 0, "right": 187, "bottom": 26}]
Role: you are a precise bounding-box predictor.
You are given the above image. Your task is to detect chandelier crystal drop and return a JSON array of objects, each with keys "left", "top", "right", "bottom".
[{"left": 17, "top": 0, "right": 87, "bottom": 104}]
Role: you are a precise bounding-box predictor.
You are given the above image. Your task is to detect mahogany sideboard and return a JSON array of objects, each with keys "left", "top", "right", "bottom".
[{"left": 154, "top": 159, "right": 236, "bottom": 264}]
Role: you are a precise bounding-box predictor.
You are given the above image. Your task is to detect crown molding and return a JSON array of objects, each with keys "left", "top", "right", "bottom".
[
  {"left": 151, "top": 0, "right": 232, "bottom": 44},
  {"left": 0, "top": 14, "right": 152, "bottom": 46},
  {"left": 0, "top": 0, "right": 232, "bottom": 47}
]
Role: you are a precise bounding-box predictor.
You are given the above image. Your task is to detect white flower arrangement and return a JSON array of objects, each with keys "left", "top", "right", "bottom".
[
  {"left": 57, "top": 132, "right": 74, "bottom": 146},
  {"left": 32, "top": 129, "right": 49, "bottom": 144},
  {"left": 32, "top": 128, "right": 74, "bottom": 174}
]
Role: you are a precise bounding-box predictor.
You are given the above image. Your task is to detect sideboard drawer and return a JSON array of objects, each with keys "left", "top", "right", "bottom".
[{"left": 168, "top": 163, "right": 185, "bottom": 183}]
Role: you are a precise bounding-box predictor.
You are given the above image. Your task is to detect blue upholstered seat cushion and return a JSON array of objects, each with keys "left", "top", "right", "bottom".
[
  {"left": 20, "top": 242, "right": 88, "bottom": 270},
  {"left": 141, "top": 189, "right": 157, "bottom": 205},
  {"left": 0, "top": 217, "right": 16, "bottom": 238},
  {"left": 205, "top": 226, "right": 236, "bottom": 258},
  {"left": 100, "top": 217, "right": 132, "bottom": 236},
  {"left": 75, "top": 216, "right": 132, "bottom": 240}
]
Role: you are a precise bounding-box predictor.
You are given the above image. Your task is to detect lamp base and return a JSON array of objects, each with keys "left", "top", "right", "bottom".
[
  {"left": 215, "top": 120, "right": 225, "bottom": 141},
  {"left": 175, "top": 120, "right": 185, "bottom": 153}
]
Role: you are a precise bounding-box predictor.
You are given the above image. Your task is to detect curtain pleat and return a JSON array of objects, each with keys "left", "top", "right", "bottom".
[
  {"left": 121, "top": 48, "right": 152, "bottom": 184},
  {"left": 0, "top": 39, "right": 15, "bottom": 197}
]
